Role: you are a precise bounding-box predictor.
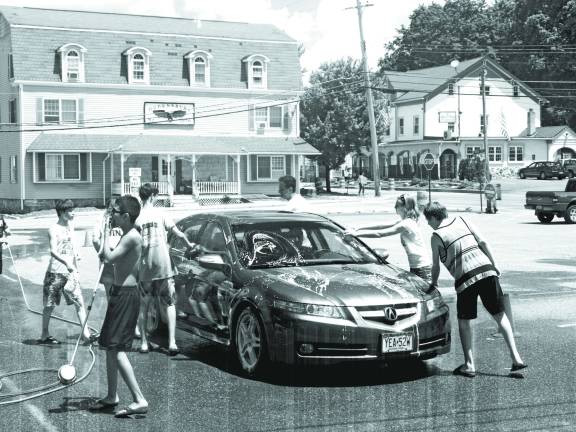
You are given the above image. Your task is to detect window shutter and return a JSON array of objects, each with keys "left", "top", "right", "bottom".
[
  {"left": 37, "top": 153, "right": 45, "bottom": 181},
  {"left": 78, "top": 98, "right": 84, "bottom": 126},
  {"left": 36, "top": 98, "right": 43, "bottom": 125},
  {"left": 248, "top": 104, "right": 255, "bottom": 131},
  {"left": 152, "top": 156, "right": 159, "bottom": 182},
  {"left": 250, "top": 155, "right": 257, "bottom": 181},
  {"left": 285, "top": 155, "right": 292, "bottom": 176},
  {"left": 283, "top": 106, "right": 292, "bottom": 133},
  {"left": 80, "top": 153, "right": 88, "bottom": 180}
]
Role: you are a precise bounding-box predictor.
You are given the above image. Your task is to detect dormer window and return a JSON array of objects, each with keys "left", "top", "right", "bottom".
[
  {"left": 124, "top": 47, "right": 152, "bottom": 84},
  {"left": 184, "top": 50, "right": 212, "bottom": 87},
  {"left": 243, "top": 54, "right": 270, "bottom": 89},
  {"left": 57, "top": 43, "right": 87, "bottom": 83}
]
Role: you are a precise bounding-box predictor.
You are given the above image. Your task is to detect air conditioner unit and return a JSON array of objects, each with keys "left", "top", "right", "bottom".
[
  {"left": 256, "top": 121, "right": 266, "bottom": 134},
  {"left": 443, "top": 129, "right": 452, "bottom": 140}
]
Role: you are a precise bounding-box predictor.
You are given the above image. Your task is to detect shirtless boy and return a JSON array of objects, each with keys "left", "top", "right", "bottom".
[{"left": 90, "top": 195, "right": 148, "bottom": 417}]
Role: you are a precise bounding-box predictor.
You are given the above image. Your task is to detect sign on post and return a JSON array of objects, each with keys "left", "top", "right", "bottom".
[
  {"left": 423, "top": 153, "right": 436, "bottom": 171},
  {"left": 422, "top": 152, "right": 436, "bottom": 204},
  {"left": 129, "top": 167, "right": 141, "bottom": 193},
  {"left": 128, "top": 168, "right": 141, "bottom": 177},
  {"left": 484, "top": 183, "right": 496, "bottom": 199}
]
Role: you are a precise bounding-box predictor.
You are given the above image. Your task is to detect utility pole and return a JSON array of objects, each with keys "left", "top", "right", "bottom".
[
  {"left": 348, "top": 0, "right": 381, "bottom": 196},
  {"left": 480, "top": 56, "right": 489, "bottom": 212}
]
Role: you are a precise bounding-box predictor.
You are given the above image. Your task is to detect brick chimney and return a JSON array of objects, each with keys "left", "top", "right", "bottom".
[{"left": 527, "top": 108, "right": 536, "bottom": 136}]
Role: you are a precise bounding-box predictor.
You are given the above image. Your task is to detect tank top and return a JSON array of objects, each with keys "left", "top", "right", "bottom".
[
  {"left": 48, "top": 224, "right": 75, "bottom": 274},
  {"left": 137, "top": 207, "right": 176, "bottom": 282},
  {"left": 434, "top": 216, "right": 497, "bottom": 293},
  {"left": 398, "top": 218, "right": 431, "bottom": 269}
]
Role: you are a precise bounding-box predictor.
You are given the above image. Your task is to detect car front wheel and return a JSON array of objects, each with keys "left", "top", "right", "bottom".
[
  {"left": 519, "top": 171, "right": 526, "bottom": 179},
  {"left": 234, "top": 306, "right": 267, "bottom": 375},
  {"left": 537, "top": 213, "right": 554, "bottom": 223},
  {"left": 565, "top": 205, "right": 576, "bottom": 224}
]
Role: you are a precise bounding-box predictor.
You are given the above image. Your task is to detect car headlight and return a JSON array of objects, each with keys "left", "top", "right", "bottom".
[
  {"left": 273, "top": 299, "right": 345, "bottom": 319},
  {"left": 425, "top": 292, "right": 445, "bottom": 314}
]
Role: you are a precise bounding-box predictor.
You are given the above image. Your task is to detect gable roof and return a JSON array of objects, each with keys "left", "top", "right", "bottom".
[
  {"left": 0, "top": 6, "right": 296, "bottom": 43},
  {"left": 518, "top": 126, "right": 575, "bottom": 139},
  {"left": 384, "top": 56, "right": 544, "bottom": 105}
]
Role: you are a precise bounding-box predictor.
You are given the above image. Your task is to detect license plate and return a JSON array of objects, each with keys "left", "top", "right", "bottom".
[{"left": 382, "top": 334, "right": 413, "bottom": 353}]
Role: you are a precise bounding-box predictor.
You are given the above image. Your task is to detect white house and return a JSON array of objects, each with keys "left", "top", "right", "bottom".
[
  {"left": 0, "top": 6, "right": 318, "bottom": 212},
  {"left": 380, "top": 56, "right": 576, "bottom": 179}
]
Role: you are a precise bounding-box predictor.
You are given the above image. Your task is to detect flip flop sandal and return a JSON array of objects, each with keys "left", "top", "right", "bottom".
[
  {"left": 511, "top": 363, "right": 528, "bottom": 372},
  {"left": 452, "top": 365, "right": 476, "bottom": 378},
  {"left": 114, "top": 405, "right": 148, "bottom": 418},
  {"left": 88, "top": 399, "right": 119, "bottom": 411},
  {"left": 38, "top": 336, "right": 61, "bottom": 345}
]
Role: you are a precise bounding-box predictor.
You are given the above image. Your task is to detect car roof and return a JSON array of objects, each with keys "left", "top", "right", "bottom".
[{"left": 180, "top": 210, "right": 331, "bottom": 225}]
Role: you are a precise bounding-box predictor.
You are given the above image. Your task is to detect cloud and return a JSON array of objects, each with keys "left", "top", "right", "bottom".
[{"left": 0, "top": 0, "right": 443, "bottom": 78}]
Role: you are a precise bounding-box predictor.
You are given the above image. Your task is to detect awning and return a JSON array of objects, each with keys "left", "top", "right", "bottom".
[{"left": 27, "top": 133, "right": 320, "bottom": 155}]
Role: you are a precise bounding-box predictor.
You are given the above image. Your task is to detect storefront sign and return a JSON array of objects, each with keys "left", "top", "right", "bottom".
[
  {"left": 438, "top": 111, "right": 456, "bottom": 123},
  {"left": 144, "top": 102, "right": 195, "bottom": 125}
]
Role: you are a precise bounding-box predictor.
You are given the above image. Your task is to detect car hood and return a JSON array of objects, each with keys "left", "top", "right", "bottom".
[{"left": 254, "top": 263, "right": 428, "bottom": 307}]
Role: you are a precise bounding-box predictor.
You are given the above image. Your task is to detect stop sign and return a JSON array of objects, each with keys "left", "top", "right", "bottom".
[
  {"left": 484, "top": 183, "right": 496, "bottom": 199},
  {"left": 423, "top": 152, "right": 436, "bottom": 171}
]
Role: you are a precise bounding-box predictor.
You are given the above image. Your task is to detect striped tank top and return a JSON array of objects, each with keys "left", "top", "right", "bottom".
[{"left": 433, "top": 216, "right": 497, "bottom": 293}]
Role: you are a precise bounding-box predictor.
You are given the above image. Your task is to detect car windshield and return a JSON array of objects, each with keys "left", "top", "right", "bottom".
[{"left": 232, "top": 220, "right": 380, "bottom": 268}]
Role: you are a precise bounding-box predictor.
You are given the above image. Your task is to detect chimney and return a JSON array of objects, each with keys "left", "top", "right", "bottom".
[{"left": 527, "top": 108, "right": 536, "bottom": 136}]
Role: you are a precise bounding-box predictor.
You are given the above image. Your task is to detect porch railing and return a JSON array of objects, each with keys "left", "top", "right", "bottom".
[
  {"left": 194, "top": 181, "right": 239, "bottom": 196},
  {"left": 113, "top": 181, "right": 172, "bottom": 196}
]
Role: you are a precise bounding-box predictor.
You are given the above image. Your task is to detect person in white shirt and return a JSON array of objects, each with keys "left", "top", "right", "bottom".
[
  {"left": 345, "top": 194, "right": 432, "bottom": 283},
  {"left": 278, "top": 175, "right": 309, "bottom": 212},
  {"left": 358, "top": 172, "right": 368, "bottom": 196}
]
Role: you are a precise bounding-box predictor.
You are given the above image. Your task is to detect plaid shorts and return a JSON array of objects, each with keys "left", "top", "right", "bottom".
[
  {"left": 43, "top": 272, "right": 84, "bottom": 307},
  {"left": 140, "top": 277, "right": 176, "bottom": 306}
]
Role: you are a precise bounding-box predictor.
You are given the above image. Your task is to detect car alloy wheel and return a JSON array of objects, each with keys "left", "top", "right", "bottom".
[
  {"left": 539, "top": 172, "right": 546, "bottom": 180},
  {"left": 565, "top": 205, "right": 576, "bottom": 224},
  {"left": 537, "top": 213, "right": 554, "bottom": 223},
  {"left": 235, "top": 307, "right": 266, "bottom": 375}
]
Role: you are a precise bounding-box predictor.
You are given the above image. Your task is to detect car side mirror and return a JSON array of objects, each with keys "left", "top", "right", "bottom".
[
  {"left": 198, "top": 254, "right": 230, "bottom": 273},
  {"left": 373, "top": 248, "right": 390, "bottom": 262}
]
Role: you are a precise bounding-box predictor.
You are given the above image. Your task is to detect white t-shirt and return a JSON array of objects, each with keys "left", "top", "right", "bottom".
[
  {"left": 136, "top": 206, "right": 176, "bottom": 281},
  {"left": 398, "top": 218, "right": 431, "bottom": 269},
  {"left": 285, "top": 194, "right": 309, "bottom": 212}
]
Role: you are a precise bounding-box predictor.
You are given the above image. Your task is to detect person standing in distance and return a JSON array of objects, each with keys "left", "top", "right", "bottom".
[
  {"left": 424, "top": 201, "right": 526, "bottom": 377},
  {"left": 279, "top": 175, "right": 309, "bottom": 212},
  {"left": 358, "top": 171, "right": 367, "bottom": 196},
  {"left": 0, "top": 214, "right": 11, "bottom": 274},
  {"left": 137, "top": 183, "right": 199, "bottom": 355}
]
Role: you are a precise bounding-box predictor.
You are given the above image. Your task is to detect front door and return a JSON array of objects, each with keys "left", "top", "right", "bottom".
[{"left": 159, "top": 156, "right": 175, "bottom": 193}]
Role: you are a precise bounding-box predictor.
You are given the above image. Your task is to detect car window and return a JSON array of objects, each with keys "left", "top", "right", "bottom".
[
  {"left": 171, "top": 220, "right": 203, "bottom": 254},
  {"left": 199, "top": 222, "right": 228, "bottom": 252},
  {"left": 232, "top": 221, "right": 380, "bottom": 268}
]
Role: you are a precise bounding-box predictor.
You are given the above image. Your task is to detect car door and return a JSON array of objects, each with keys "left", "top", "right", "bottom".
[
  {"left": 189, "top": 220, "right": 235, "bottom": 328},
  {"left": 527, "top": 162, "right": 539, "bottom": 177},
  {"left": 171, "top": 218, "right": 206, "bottom": 316}
]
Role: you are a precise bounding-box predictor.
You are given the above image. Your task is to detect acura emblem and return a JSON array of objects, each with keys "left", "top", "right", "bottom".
[{"left": 383, "top": 307, "right": 398, "bottom": 321}]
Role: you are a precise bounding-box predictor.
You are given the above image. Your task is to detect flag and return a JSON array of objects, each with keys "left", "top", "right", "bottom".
[{"left": 499, "top": 109, "right": 511, "bottom": 143}]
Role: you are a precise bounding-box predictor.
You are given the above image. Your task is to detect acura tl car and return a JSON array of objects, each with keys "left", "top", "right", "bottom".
[{"left": 150, "top": 211, "right": 451, "bottom": 375}]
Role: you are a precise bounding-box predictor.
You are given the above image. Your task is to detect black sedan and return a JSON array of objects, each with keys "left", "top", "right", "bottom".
[
  {"left": 518, "top": 161, "right": 565, "bottom": 179},
  {"left": 154, "top": 211, "right": 451, "bottom": 375}
]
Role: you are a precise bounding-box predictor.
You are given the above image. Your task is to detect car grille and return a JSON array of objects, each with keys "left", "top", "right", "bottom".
[{"left": 355, "top": 303, "right": 418, "bottom": 325}]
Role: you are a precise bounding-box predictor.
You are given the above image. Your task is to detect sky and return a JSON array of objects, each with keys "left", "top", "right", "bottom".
[{"left": 0, "top": 0, "right": 444, "bottom": 78}]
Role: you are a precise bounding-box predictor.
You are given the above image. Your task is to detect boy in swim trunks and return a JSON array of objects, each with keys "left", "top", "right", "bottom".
[
  {"left": 39, "top": 199, "right": 91, "bottom": 345},
  {"left": 91, "top": 195, "right": 148, "bottom": 417}
]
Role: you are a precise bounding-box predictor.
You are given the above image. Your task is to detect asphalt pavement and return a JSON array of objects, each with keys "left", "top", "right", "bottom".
[{"left": 1, "top": 177, "right": 575, "bottom": 431}]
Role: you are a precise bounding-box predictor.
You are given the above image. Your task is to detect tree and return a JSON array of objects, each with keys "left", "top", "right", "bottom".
[{"left": 300, "top": 58, "right": 388, "bottom": 192}]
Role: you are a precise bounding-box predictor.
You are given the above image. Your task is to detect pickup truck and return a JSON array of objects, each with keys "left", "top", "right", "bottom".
[{"left": 525, "top": 178, "right": 576, "bottom": 223}]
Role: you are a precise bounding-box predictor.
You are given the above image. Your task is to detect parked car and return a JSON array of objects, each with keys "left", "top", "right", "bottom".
[
  {"left": 518, "top": 161, "right": 565, "bottom": 180},
  {"left": 154, "top": 211, "right": 451, "bottom": 375},
  {"left": 561, "top": 159, "right": 576, "bottom": 178},
  {"left": 525, "top": 178, "right": 576, "bottom": 223}
]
